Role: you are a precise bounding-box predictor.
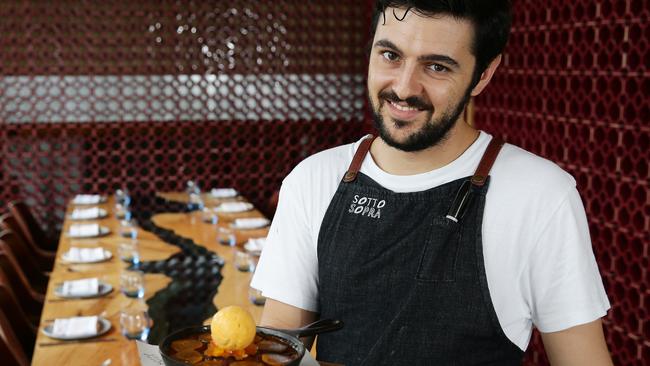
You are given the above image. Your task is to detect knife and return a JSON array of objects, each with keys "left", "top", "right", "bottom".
[{"left": 38, "top": 337, "right": 118, "bottom": 347}]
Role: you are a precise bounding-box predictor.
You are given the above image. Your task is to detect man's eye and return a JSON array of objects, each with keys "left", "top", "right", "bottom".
[
  {"left": 428, "top": 64, "right": 448, "bottom": 73},
  {"left": 381, "top": 51, "right": 399, "bottom": 62}
]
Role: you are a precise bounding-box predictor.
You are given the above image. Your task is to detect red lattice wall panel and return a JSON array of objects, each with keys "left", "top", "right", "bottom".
[
  {"left": 1, "top": 120, "right": 365, "bottom": 233},
  {"left": 475, "top": 1, "right": 649, "bottom": 365},
  {"left": 0, "top": 1, "right": 370, "bottom": 75},
  {"left": 0, "top": 1, "right": 372, "bottom": 236}
]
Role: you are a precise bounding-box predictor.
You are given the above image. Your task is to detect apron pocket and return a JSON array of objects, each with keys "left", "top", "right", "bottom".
[{"left": 416, "top": 217, "right": 462, "bottom": 282}]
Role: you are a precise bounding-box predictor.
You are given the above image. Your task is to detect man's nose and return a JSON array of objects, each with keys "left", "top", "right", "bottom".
[{"left": 393, "top": 63, "right": 422, "bottom": 101}]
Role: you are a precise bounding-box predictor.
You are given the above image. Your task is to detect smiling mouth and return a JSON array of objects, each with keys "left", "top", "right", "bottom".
[
  {"left": 387, "top": 100, "right": 422, "bottom": 112},
  {"left": 384, "top": 99, "right": 428, "bottom": 121}
]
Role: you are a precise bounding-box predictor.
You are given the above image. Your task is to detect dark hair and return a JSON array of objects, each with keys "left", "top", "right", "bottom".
[{"left": 370, "top": 0, "right": 512, "bottom": 86}]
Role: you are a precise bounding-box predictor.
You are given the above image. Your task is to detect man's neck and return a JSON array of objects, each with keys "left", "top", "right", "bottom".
[{"left": 369, "top": 123, "right": 480, "bottom": 176}]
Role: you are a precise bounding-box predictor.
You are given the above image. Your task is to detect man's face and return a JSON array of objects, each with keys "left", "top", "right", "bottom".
[{"left": 368, "top": 9, "right": 478, "bottom": 152}]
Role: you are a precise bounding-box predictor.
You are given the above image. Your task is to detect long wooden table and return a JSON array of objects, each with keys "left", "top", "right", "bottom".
[
  {"left": 31, "top": 194, "right": 270, "bottom": 366},
  {"left": 154, "top": 191, "right": 269, "bottom": 319}
]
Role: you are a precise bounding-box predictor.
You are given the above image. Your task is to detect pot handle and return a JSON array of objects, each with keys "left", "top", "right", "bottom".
[{"left": 279, "top": 319, "right": 344, "bottom": 338}]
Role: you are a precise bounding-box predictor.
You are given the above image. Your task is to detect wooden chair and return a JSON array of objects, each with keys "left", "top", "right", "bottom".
[
  {"left": 0, "top": 251, "right": 43, "bottom": 325},
  {"left": 7, "top": 201, "right": 58, "bottom": 252},
  {"left": 0, "top": 310, "right": 30, "bottom": 366},
  {"left": 0, "top": 249, "right": 45, "bottom": 298},
  {"left": 0, "top": 231, "right": 49, "bottom": 294},
  {"left": 0, "top": 214, "right": 54, "bottom": 272},
  {"left": 0, "top": 283, "right": 36, "bottom": 360}
]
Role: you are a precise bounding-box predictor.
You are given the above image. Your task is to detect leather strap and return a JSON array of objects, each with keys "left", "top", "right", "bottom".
[
  {"left": 343, "top": 135, "right": 504, "bottom": 185},
  {"left": 470, "top": 137, "right": 504, "bottom": 186},
  {"left": 343, "top": 135, "right": 375, "bottom": 183}
]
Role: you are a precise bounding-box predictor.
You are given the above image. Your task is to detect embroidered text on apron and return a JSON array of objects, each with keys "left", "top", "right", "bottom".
[{"left": 316, "top": 136, "right": 524, "bottom": 365}]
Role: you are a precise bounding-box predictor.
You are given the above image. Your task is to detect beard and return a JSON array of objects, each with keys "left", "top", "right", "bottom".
[{"left": 370, "top": 86, "right": 473, "bottom": 152}]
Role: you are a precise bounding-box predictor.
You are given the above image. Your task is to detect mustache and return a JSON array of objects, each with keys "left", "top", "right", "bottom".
[{"left": 378, "top": 90, "right": 433, "bottom": 110}]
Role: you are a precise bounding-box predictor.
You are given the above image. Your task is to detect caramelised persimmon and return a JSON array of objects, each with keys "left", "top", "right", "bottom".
[
  {"left": 171, "top": 339, "right": 203, "bottom": 352},
  {"left": 168, "top": 332, "right": 299, "bottom": 365}
]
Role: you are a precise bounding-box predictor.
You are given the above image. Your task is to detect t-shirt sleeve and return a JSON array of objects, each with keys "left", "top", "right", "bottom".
[
  {"left": 250, "top": 172, "right": 320, "bottom": 312},
  {"left": 526, "top": 187, "right": 610, "bottom": 332}
]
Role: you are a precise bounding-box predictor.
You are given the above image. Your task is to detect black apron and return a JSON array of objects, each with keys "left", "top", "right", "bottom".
[{"left": 316, "top": 136, "right": 524, "bottom": 365}]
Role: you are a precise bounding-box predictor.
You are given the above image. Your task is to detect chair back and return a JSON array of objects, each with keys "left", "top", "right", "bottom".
[
  {"left": 0, "top": 251, "right": 43, "bottom": 323},
  {"left": 0, "top": 249, "right": 45, "bottom": 297},
  {"left": 0, "top": 214, "right": 28, "bottom": 246},
  {"left": 0, "top": 214, "right": 54, "bottom": 271},
  {"left": 0, "top": 309, "right": 30, "bottom": 366},
  {"left": 8, "top": 201, "right": 57, "bottom": 252},
  {"left": 0, "top": 231, "right": 49, "bottom": 293},
  {"left": 0, "top": 282, "right": 36, "bottom": 359}
]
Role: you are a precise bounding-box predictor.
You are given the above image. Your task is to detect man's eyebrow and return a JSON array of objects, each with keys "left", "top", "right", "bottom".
[
  {"left": 374, "top": 39, "right": 401, "bottom": 52},
  {"left": 373, "top": 38, "right": 461, "bottom": 70},
  {"left": 418, "top": 54, "right": 460, "bottom": 69}
]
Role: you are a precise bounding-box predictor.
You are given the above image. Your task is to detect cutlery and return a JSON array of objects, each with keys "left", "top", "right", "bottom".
[
  {"left": 47, "top": 295, "right": 115, "bottom": 303},
  {"left": 43, "top": 311, "right": 110, "bottom": 323},
  {"left": 38, "top": 338, "right": 117, "bottom": 347}
]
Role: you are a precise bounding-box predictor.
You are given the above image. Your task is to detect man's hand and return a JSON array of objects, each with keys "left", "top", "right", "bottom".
[{"left": 541, "top": 319, "right": 613, "bottom": 366}]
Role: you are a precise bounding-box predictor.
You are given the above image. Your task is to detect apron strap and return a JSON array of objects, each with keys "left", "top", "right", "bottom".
[
  {"left": 343, "top": 135, "right": 375, "bottom": 183},
  {"left": 343, "top": 135, "right": 504, "bottom": 186},
  {"left": 470, "top": 137, "right": 505, "bottom": 187},
  {"left": 446, "top": 136, "right": 505, "bottom": 222}
]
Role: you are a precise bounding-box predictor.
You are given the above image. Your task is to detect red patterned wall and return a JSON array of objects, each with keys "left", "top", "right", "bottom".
[
  {"left": 0, "top": 1, "right": 371, "bottom": 234},
  {"left": 475, "top": 1, "right": 649, "bottom": 365},
  {"left": 1, "top": 120, "right": 364, "bottom": 229},
  {"left": 0, "top": 1, "right": 370, "bottom": 75}
]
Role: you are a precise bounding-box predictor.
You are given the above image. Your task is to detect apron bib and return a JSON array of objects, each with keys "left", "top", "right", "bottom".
[{"left": 316, "top": 136, "right": 524, "bottom": 365}]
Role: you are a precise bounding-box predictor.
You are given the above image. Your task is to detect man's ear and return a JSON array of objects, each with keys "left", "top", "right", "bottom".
[{"left": 470, "top": 54, "right": 502, "bottom": 97}]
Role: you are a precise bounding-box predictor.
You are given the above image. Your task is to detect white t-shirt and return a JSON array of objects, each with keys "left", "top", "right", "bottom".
[{"left": 251, "top": 131, "right": 610, "bottom": 351}]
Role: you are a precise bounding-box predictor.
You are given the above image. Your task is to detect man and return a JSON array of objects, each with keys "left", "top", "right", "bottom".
[{"left": 251, "top": 1, "right": 613, "bottom": 365}]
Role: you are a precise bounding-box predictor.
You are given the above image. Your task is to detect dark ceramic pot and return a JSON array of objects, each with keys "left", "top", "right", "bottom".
[{"left": 159, "top": 319, "right": 343, "bottom": 366}]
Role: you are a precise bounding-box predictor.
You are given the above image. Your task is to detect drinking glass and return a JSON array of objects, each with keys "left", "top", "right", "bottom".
[
  {"left": 249, "top": 287, "right": 266, "bottom": 306},
  {"left": 120, "top": 270, "right": 145, "bottom": 298},
  {"left": 118, "top": 241, "right": 140, "bottom": 265},
  {"left": 234, "top": 250, "right": 256, "bottom": 272},
  {"left": 188, "top": 192, "right": 204, "bottom": 212},
  {"left": 186, "top": 180, "right": 200, "bottom": 196},
  {"left": 186, "top": 180, "right": 203, "bottom": 211},
  {"left": 119, "top": 219, "right": 138, "bottom": 239},
  {"left": 201, "top": 207, "right": 219, "bottom": 225},
  {"left": 217, "top": 226, "right": 236, "bottom": 246},
  {"left": 119, "top": 308, "right": 151, "bottom": 341},
  {"left": 115, "top": 188, "right": 131, "bottom": 207},
  {"left": 114, "top": 203, "right": 131, "bottom": 220}
]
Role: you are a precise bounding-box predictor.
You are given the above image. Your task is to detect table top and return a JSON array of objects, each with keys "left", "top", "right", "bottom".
[{"left": 31, "top": 194, "right": 270, "bottom": 366}]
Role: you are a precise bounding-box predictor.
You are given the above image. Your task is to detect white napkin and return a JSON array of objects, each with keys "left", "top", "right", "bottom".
[
  {"left": 216, "top": 202, "right": 253, "bottom": 213},
  {"left": 65, "top": 247, "right": 107, "bottom": 262},
  {"left": 51, "top": 316, "right": 99, "bottom": 338},
  {"left": 244, "top": 237, "right": 266, "bottom": 254},
  {"left": 233, "top": 217, "right": 270, "bottom": 229},
  {"left": 210, "top": 188, "right": 239, "bottom": 198},
  {"left": 71, "top": 207, "right": 101, "bottom": 220},
  {"left": 62, "top": 278, "right": 99, "bottom": 296},
  {"left": 72, "top": 194, "right": 102, "bottom": 205},
  {"left": 69, "top": 223, "right": 100, "bottom": 237}
]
